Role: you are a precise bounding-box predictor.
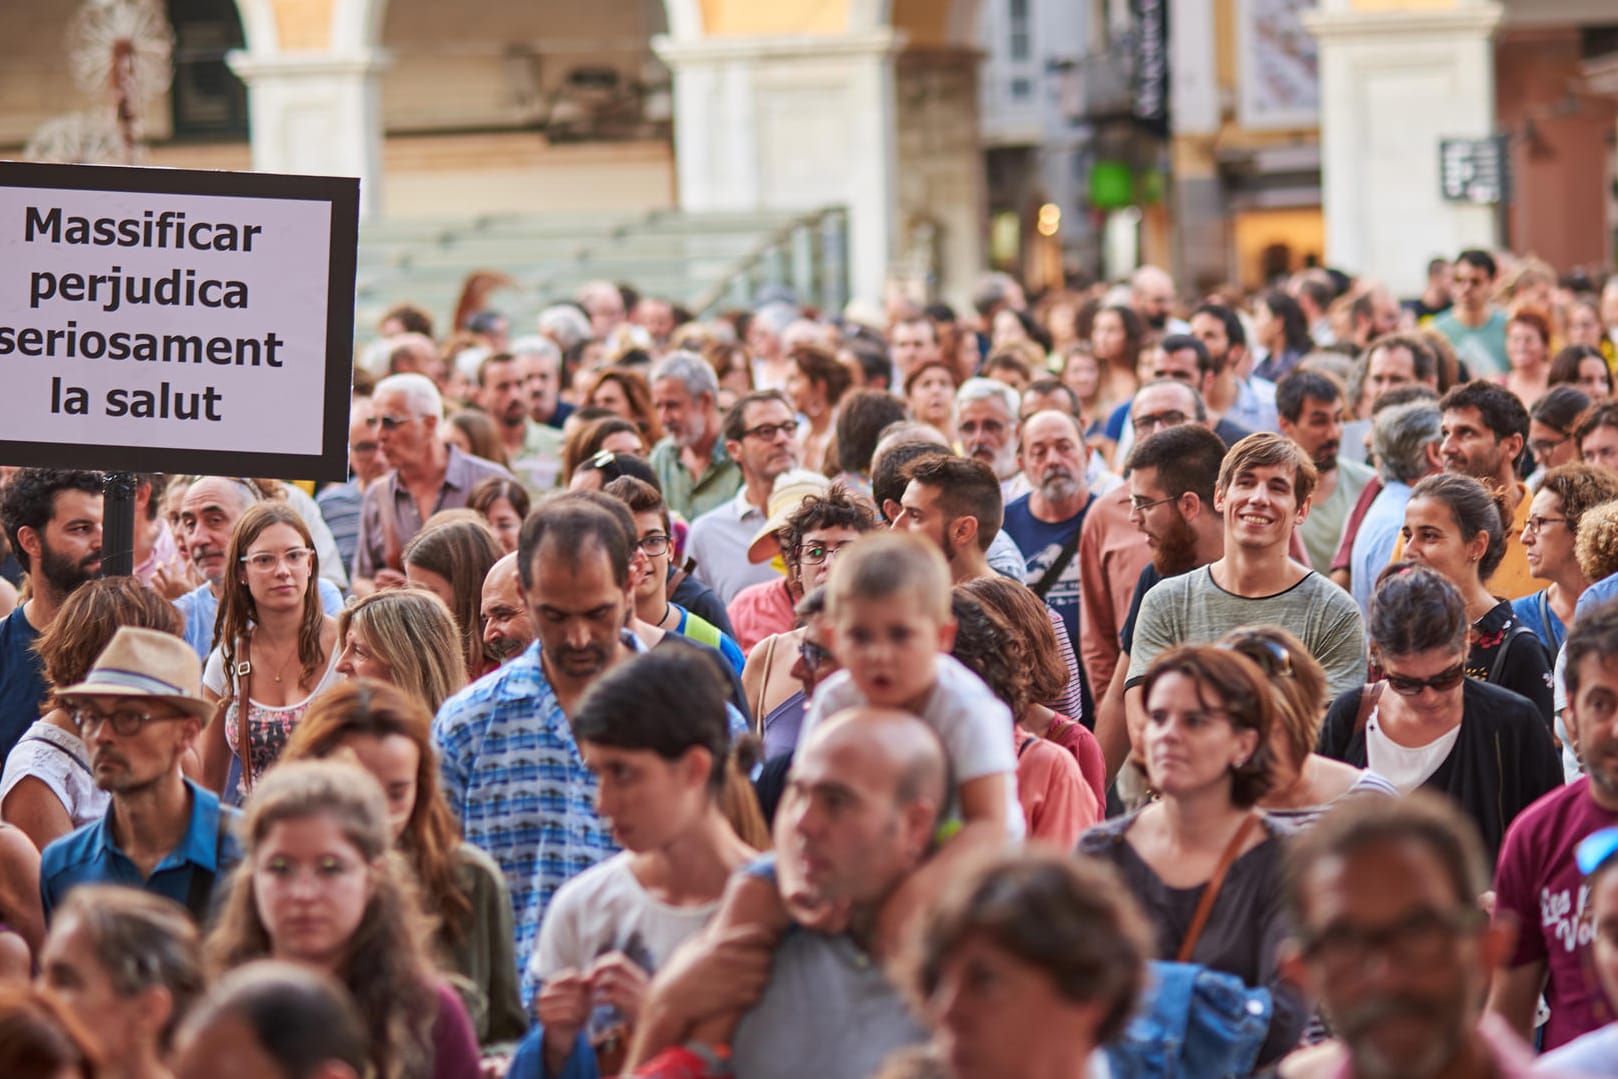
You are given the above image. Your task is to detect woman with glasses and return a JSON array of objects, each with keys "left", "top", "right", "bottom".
[
  {"left": 201, "top": 503, "right": 340, "bottom": 800},
  {"left": 281, "top": 681, "right": 524, "bottom": 1049},
  {"left": 1219, "top": 626, "right": 1395, "bottom": 830},
  {"left": 1079, "top": 644, "right": 1306, "bottom": 1068},
  {"left": 1528, "top": 385, "right": 1592, "bottom": 480},
  {"left": 1318, "top": 564, "right": 1561, "bottom": 862},
  {"left": 1399, "top": 473, "right": 1555, "bottom": 727},
  {"left": 207, "top": 759, "right": 481, "bottom": 1079},
  {"left": 334, "top": 590, "right": 467, "bottom": 716},
  {"left": 1515, "top": 464, "right": 1618, "bottom": 653},
  {"left": 402, "top": 517, "right": 503, "bottom": 681}
]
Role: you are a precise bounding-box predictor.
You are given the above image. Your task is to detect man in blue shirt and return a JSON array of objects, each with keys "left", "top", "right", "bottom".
[
  {"left": 40, "top": 626, "right": 239, "bottom": 923},
  {"left": 0, "top": 468, "right": 104, "bottom": 764}
]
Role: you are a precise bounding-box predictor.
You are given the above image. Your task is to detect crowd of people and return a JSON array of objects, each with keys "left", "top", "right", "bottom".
[{"left": 3, "top": 255, "right": 1618, "bottom": 1078}]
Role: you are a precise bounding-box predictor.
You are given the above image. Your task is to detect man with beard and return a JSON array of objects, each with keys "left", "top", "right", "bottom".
[
  {"left": 480, "top": 553, "right": 535, "bottom": 666},
  {"left": 39, "top": 626, "right": 241, "bottom": 920},
  {"left": 0, "top": 469, "right": 103, "bottom": 763},
  {"left": 479, "top": 350, "right": 564, "bottom": 495},
  {"left": 1091, "top": 424, "right": 1227, "bottom": 783},
  {"left": 433, "top": 492, "right": 647, "bottom": 1005},
  {"left": 648, "top": 351, "right": 740, "bottom": 521},
  {"left": 1003, "top": 411, "right": 1096, "bottom": 708},
  {"left": 955, "top": 378, "right": 1023, "bottom": 502},
  {"left": 687, "top": 391, "right": 801, "bottom": 605},
  {"left": 1281, "top": 794, "right": 1550, "bottom": 1079},
  {"left": 513, "top": 334, "right": 573, "bottom": 430},
  {"left": 894, "top": 454, "right": 1002, "bottom": 586},
  {"left": 1124, "top": 434, "right": 1367, "bottom": 770},
  {"left": 1277, "top": 369, "right": 1374, "bottom": 575},
  {"left": 1130, "top": 265, "right": 1186, "bottom": 334},
  {"left": 1487, "top": 600, "right": 1618, "bottom": 1050},
  {"left": 1077, "top": 381, "right": 1215, "bottom": 730},
  {"left": 1190, "top": 303, "right": 1279, "bottom": 434}
]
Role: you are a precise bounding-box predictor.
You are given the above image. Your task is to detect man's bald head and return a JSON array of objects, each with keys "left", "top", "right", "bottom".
[{"left": 481, "top": 553, "right": 533, "bottom": 662}]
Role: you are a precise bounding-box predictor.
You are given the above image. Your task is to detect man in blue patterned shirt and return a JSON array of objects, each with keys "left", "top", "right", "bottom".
[{"left": 433, "top": 492, "right": 645, "bottom": 1006}]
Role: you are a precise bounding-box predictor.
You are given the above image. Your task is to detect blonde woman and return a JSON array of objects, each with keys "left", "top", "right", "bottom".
[{"left": 334, "top": 590, "right": 469, "bottom": 716}]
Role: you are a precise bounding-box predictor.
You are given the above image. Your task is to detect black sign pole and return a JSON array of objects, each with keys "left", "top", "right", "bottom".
[{"left": 101, "top": 471, "right": 136, "bottom": 578}]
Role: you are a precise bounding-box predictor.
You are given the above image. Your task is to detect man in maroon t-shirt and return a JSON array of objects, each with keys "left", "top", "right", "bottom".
[{"left": 1489, "top": 599, "right": 1618, "bottom": 1049}]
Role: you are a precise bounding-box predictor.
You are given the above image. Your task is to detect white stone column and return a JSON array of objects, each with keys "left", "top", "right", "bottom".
[
  {"left": 1303, "top": 2, "right": 1502, "bottom": 295},
  {"left": 652, "top": 31, "right": 902, "bottom": 305},
  {"left": 226, "top": 50, "right": 391, "bottom": 219}
]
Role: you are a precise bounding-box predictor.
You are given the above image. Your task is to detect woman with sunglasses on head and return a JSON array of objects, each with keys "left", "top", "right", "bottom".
[
  {"left": 281, "top": 681, "right": 525, "bottom": 1050},
  {"left": 201, "top": 502, "right": 340, "bottom": 801},
  {"left": 1079, "top": 644, "right": 1306, "bottom": 1068},
  {"left": 1219, "top": 626, "right": 1395, "bottom": 830},
  {"left": 560, "top": 416, "right": 648, "bottom": 486},
  {"left": 1317, "top": 564, "right": 1561, "bottom": 862},
  {"left": 207, "top": 759, "right": 481, "bottom": 1079},
  {"left": 1399, "top": 472, "right": 1555, "bottom": 727}
]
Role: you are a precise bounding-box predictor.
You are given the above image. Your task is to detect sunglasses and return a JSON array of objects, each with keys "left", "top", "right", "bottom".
[
  {"left": 1221, "top": 635, "right": 1293, "bottom": 678},
  {"left": 364, "top": 413, "right": 416, "bottom": 431},
  {"left": 1382, "top": 662, "right": 1467, "bottom": 696}
]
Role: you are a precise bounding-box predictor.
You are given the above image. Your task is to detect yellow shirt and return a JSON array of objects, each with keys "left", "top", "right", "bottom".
[{"left": 1390, "top": 482, "right": 1539, "bottom": 600}]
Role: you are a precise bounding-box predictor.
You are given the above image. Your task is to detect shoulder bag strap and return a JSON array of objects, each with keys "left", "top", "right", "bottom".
[
  {"left": 1489, "top": 622, "right": 1544, "bottom": 686},
  {"left": 1176, "top": 812, "right": 1263, "bottom": 964},
  {"left": 751, "top": 634, "right": 779, "bottom": 732},
  {"left": 233, "top": 634, "right": 253, "bottom": 795},
  {"left": 1354, "top": 681, "right": 1385, "bottom": 737},
  {"left": 1032, "top": 526, "right": 1083, "bottom": 600}
]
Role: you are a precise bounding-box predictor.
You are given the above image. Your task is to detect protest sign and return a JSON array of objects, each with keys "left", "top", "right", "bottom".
[{"left": 0, "top": 161, "right": 359, "bottom": 481}]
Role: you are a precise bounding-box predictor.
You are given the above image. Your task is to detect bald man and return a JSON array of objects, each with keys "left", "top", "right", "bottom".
[
  {"left": 637, "top": 707, "right": 941, "bottom": 1079},
  {"left": 481, "top": 553, "right": 534, "bottom": 665}
]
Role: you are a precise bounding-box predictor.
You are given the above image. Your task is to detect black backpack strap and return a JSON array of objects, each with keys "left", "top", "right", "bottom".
[
  {"left": 1488, "top": 622, "right": 1546, "bottom": 686},
  {"left": 1032, "top": 527, "right": 1083, "bottom": 600},
  {"left": 184, "top": 806, "right": 231, "bottom": 924}
]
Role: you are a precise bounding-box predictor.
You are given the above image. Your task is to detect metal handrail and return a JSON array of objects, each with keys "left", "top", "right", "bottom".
[{"left": 690, "top": 206, "right": 849, "bottom": 316}]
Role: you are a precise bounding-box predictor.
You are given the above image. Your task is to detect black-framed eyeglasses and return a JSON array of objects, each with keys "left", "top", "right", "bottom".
[
  {"left": 364, "top": 413, "right": 416, "bottom": 431},
  {"left": 796, "top": 540, "right": 854, "bottom": 566},
  {"left": 1221, "top": 635, "right": 1294, "bottom": 678},
  {"left": 1381, "top": 662, "right": 1467, "bottom": 696},
  {"left": 69, "top": 705, "right": 187, "bottom": 737},
  {"left": 1297, "top": 906, "right": 1485, "bottom": 975},
  {"left": 636, "top": 534, "right": 671, "bottom": 556},
  {"left": 799, "top": 638, "right": 834, "bottom": 672},
  {"left": 1128, "top": 494, "right": 1178, "bottom": 515},
  {"left": 1529, "top": 434, "right": 1568, "bottom": 459},
  {"left": 741, "top": 420, "right": 799, "bottom": 442},
  {"left": 1133, "top": 410, "right": 1187, "bottom": 433}
]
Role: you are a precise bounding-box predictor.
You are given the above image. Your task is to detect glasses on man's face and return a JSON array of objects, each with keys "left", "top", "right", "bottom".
[
  {"left": 636, "top": 534, "right": 672, "bottom": 557},
  {"left": 241, "top": 547, "right": 315, "bottom": 572},
  {"left": 1128, "top": 494, "right": 1178, "bottom": 516},
  {"left": 1298, "top": 906, "right": 1483, "bottom": 976},
  {"left": 742, "top": 420, "right": 799, "bottom": 442},
  {"left": 799, "top": 638, "right": 834, "bottom": 672},
  {"left": 364, "top": 413, "right": 416, "bottom": 431},
  {"left": 1133, "top": 410, "right": 1187, "bottom": 434},
  {"left": 70, "top": 705, "right": 186, "bottom": 737},
  {"left": 1529, "top": 435, "right": 1568, "bottom": 460},
  {"left": 1523, "top": 516, "right": 1568, "bottom": 537},
  {"left": 1381, "top": 661, "right": 1466, "bottom": 696},
  {"left": 796, "top": 540, "right": 854, "bottom": 566}
]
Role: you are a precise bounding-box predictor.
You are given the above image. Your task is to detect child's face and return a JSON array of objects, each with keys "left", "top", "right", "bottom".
[{"left": 831, "top": 590, "right": 952, "bottom": 711}]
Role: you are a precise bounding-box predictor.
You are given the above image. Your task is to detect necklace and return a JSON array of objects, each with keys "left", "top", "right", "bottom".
[
  {"left": 659, "top": 601, "right": 673, "bottom": 629},
  {"left": 256, "top": 637, "right": 299, "bottom": 684}
]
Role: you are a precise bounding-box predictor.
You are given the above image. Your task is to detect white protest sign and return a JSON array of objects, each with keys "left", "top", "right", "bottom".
[{"left": 0, "top": 161, "right": 358, "bottom": 481}]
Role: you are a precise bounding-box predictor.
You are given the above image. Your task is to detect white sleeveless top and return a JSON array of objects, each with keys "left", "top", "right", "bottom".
[{"left": 0, "top": 721, "right": 109, "bottom": 828}]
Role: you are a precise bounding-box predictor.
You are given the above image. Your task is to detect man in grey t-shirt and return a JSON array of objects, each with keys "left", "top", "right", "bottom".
[{"left": 1125, "top": 434, "right": 1367, "bottom": 742}]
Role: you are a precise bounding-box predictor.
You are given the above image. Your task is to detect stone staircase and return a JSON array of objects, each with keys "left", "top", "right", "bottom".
[{"left": 354, "top": 206, "right": 849, "bottom": 339}]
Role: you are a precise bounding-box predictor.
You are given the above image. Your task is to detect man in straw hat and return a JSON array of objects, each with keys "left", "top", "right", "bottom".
[{"left": 38, "top": 626, "right": 240, "bottom": 923}]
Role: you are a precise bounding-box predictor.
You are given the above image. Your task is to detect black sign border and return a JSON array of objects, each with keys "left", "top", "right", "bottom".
[{"left": 0, "top": 160, "right": 358, "bottom": 482}]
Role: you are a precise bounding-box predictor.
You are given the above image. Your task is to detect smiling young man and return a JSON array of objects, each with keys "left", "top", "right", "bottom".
[{"left": 1124, "top": 433, "right": 1367, "bottom": 760}]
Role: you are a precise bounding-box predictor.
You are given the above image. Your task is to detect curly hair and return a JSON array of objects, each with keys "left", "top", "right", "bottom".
[
  {"left": 1539, "top": 464, "right": 1618, "bottom": 535},
  {"left": 1576, "top": 500, "right": 1618, "bottom": 584},
  {"left": 403, "top": 518, "right": 503, "bottom": 678},
  {"left": 281, "top": 680, "right": 473, "bottom": 946},
  {"left": 1139, "top": 645, "right": 1276, "bottom": 808},
  {"left": 947, "top": 590, "right": 1024, "bottom": 716},
  {"left": 335, "top": 590, "right": 467, "bottom": 715},
  {"left": 775, "top": 483, "right": 879, "bottom": 575},
  {"left": 34, "top": 577, "right": 182, "bottom": 709},
  {"left": 0, "top": 468, "right": 103, "bottom": 575},
  {"left": 958, "top": 576, "right": 1068, "bottom": 710},
  {"left": 206, "top": 759, "right": 440, "bottom": 1079},
  {"left": 215, "top": 502, "right": 326, "bottom": 685}
]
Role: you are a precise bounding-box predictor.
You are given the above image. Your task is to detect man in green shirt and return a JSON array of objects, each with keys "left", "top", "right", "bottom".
[
  {"left": 648, "top": 351, "right": 742, "bottom": 520},
  {"left": 1432, "top": 249, "right": 1509, "bottom": 377}
]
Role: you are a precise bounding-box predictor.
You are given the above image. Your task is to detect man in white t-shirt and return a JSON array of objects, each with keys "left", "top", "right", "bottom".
[{"left": 518, "top": 648, "right": 756, "bottom": 1078}]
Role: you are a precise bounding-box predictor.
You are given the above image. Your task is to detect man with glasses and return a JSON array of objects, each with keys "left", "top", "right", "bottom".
[
  {"left": 39, "top": 627, "right": 241, "bottom": 922},
  {"left": 1432, "top": 249, "right": 1510, "bottom": 377},
  {"left": 1110, "top": 341, "right": 1255, "bottom": 465},
  {"left": 352, "top": 372, "right": 511, "bottom": 596},
  {"left": 686, "top": 390, "right": 802, "bottom": 606},
  {"left": 1488, "top": 599, "right": 1618, "bottom": 1050},
  {"left": 316, "top": 395, "right": 391, "bottom": 573},
  {"left": 1277, "top": 369, "right": 1374, "bottom": 575},
  {"left": 1280, "top": 793, "right": 1548, "bottom": 1078}
]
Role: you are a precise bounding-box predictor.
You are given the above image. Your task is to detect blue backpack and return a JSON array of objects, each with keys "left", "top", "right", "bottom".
[{"left": 1105, "top": 961, "right": 1272, "bottom": 1079}]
